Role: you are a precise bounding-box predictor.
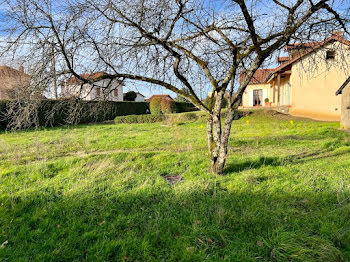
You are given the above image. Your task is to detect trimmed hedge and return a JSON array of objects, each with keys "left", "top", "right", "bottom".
[
  {"left": 0, "top": 100, "right": 150, "bottom": 130},
  {"left": 114, "top": 114, "right": 167, "bottom": 124},
  {"left": 174, "top": 102, "right": 198, "bottom": 113},
  {"left": 161, "top": 99, "right": 176, "bottom": 114},
  {"left": 150, "top": 98, "right": 163, "bottom": 115},
  {"left": 115, "top": 112, "right": 200, "bottom": 124},
  {"left": 0, "top": 100, "right": 9, "bottom": 130},
  {"left": 0, "top": 99, "right": 198, "bottom": 130}
]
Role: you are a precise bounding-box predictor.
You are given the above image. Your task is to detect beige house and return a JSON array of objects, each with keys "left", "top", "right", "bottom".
[
  {"left": 241, "top": 32, "right": 350, "bottom": 121},
  {"left": 62, "top": 72, "right": 124, "bottom": 101},
  {"left": 241, "top": 69, "right": 275, "bottom": 107},
  {"left": 0, "top": 66, "right": 29, "bottom": 99}
]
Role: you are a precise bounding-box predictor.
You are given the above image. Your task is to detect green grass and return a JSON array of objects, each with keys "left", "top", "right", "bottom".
[{"left": 1, "top": 111, "right": 350, "bottom": 261}]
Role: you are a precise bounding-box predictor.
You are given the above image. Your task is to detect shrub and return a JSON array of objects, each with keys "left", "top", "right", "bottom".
[
  {"left": 0, "top": 99, "right": 199, "bottom": 130},
  {"left": 38, "top": 100, "right": 150, "bottom": 126},
  {"left": 174, "top": 102, "right": 198, "bottom": 113},
  {"left": 203, "top": 96, "right": 214, "bottom": 109},
  {"left": 114, "top": 114, "right": 166, "bottom": 124},
  {"left": 163, "top": 112, "right": 199, "bottom": 126},
  {"left": 115, "top": 112, "right": 200, "bottom": 125},
  {"left": 124, "top": 91, "right": 137, "bottom": 101},
  {"left": 203, "top": 96, "right": 227, "bottom": 109},
  {"left": 161, "top": 99, "right": 176, "bottom": 114},
  {"left": 150, "top": 98, "right": 163, "bottom": 115},
  {"left": 180, "top": 112, "right": 199, "bottom": 121},
  {"left": 0, "top": 100, "right": 9, "bottom": 130},
  {"left": 0, "top": 100, "right": 150, "bottom": 130},
  {"left": 220, "top": 109, "right": 246, "bottom": 119}
]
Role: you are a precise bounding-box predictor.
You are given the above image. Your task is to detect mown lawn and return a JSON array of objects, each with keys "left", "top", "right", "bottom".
[{"left": 1, "top": 111, "right": 350, "bottom": 261}]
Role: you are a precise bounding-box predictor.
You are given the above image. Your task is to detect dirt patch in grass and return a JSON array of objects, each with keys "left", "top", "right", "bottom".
[
  {"left": 244, "top": 109, "right": 314, "bottom": 121},
  {"left": 163, "top": 175, "right": 184, "bottom": 185}
]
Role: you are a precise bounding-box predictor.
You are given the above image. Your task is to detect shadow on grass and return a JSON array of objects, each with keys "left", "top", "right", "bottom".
[
  {"left": 224, "top": 156, "right": 281, "bottom": 173},
  {"left": 224, "top": 148, "right": 349, "bottom": 174},
  {"left": 0, "top": 177, "right": 348, "bottom": 261}
]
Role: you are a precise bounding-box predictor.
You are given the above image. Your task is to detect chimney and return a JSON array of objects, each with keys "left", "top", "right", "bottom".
[
  {"left": 19, "top": 66, "right": 24, "bottom": 73},
  {"left": 332, "top": 31, "right": 344, "bottom": 37}
]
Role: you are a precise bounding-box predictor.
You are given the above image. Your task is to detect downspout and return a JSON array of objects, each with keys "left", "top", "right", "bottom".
[{"left": 277, "top": 73, "right": 281, "bottom": 106}]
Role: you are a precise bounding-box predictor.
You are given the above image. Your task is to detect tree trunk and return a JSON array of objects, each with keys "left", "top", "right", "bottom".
[{"left": 208, "top": 107, "right": 238, "bottom": 174}]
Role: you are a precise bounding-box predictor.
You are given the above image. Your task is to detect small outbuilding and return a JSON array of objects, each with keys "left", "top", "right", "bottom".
[
  {"left": 336, "top": 77, "right": 350, "bottom": 129},
  {"left": 146, "top": 94, "right": 173, "bottom": 102}
]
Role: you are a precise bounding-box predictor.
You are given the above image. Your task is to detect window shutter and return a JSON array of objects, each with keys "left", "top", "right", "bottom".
[
  {"left": 262, "top": 89, "right": 268, "bottom": 104},
  {"left": 248, "top": 90, "right": 253, "bottom": 107},
  {"left": 96, "top": 88, "right": 101, "bottom": 96}
]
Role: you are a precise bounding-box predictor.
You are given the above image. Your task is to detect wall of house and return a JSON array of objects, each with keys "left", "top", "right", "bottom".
[
  {"left": 341, "top": 84, "right": 350, "bottom": 129},
  {"left": 270, "top": 75, "right": 291, "bottom": 106},
  {"left": 289, "top": 42, "right": 350, "bottom": 121},
  {"left": 135, "top": 94, "right": 145, "bottom": 102},
  {"left": 90, "top": 79, "right": 124, "bottom": 101},
  {"left": 242, "top": 83, "right": 272, "bottom": 107},
  {"left": 63, "top": 79, "right": 124, "bottom": 101},
  {"left": 279, "top": 75, "right": 292, "bottom": 106}
]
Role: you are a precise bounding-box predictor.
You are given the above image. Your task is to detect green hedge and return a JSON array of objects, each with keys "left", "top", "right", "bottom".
[
  {"left": 0, "top": 100, "right": 150, "bottom": 130},
  {"left": 0, "top": 100, "right": 9, "bottom": 130},
  {"left": 114, "top": 114, "right": 167, "bottom": 124},
  {"left": 150, "top": 98, "right": 163, "bottom": 115},
  {"left": 174, "top": 102, "right": 198, "bottom": 113},
  {"left": 115, "top": 112, "right": 200, "bottom": 124},
  {"left": 161, "top": 100, "right": 176, "bottom": 114},
  {"left": 0, "top": 99, "right": 198, "bottom": 130},
  {"left": 150, "top": 99, "right": 197, "bottom": 115}
]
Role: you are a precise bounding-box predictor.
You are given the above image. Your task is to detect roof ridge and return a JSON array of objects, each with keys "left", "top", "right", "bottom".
[
  {"left": 0, "top": 65, "right": 29, "bottom": 77},
  {"left": 265, "top": 35, "right": 350, "bottom": 82}
]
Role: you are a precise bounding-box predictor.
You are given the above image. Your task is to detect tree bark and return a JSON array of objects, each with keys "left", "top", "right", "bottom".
[
  {"left": 207, "top": 90, "right": 236, "bottom": 174},
  {"left": 208, "top": 107, "right": 238, "bottom": 175}
]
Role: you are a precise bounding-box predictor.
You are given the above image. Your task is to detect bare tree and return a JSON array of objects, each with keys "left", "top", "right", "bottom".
[{"left": 1, "top": 0, "right": 349, "bottom": 174}]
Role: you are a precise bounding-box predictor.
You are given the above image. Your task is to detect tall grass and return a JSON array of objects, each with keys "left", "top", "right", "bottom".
[{"left": 0, "top": 111, "right": 350, "bottom": 261}]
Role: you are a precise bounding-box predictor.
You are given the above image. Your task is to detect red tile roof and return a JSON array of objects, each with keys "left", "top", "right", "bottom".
[
  {"left": 145, "top": 95, "right": 173, "bottom": 102},
  {"left": 68, "top": 72, "right": 111, "bottom": 85},
  {"left": 285, "top": 42, "right": 321, "bottom": 51},
  {"left": 240, "top": 69, "right": 275, "bottom": 84},
  {"left": 276, "top": 56, "right": 290, "bottom": 63},
  {"left": 0, "top": 66, "right": 29, "bottom": 78},
  {"left": 285, "top": 32, "right": 346, "bottom": 51},
  {"left": 0, "top": 66, "right": 30, "bottom": 99}
]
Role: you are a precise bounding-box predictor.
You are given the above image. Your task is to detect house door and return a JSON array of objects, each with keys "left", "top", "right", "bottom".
[{"left": 253, "top": 89, "right": 263, "bottom": 106}]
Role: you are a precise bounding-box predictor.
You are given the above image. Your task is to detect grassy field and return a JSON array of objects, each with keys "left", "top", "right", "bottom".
[{"left": 1, "top": 111, "right": 350, "bottom": 261}]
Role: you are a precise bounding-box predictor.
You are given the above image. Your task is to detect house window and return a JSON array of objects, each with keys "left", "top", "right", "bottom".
[
  {"left": 326, "top": 50, "right": 335, "bottom": 60},
  {"left": 96, "top": 87, "right": 101, "bottom": 96},
  {"left": 113, "top": 89, "right": 118, "bottom": 97},
  {"left": 253, "top": 89, "right": 263, "bottom": 106}
]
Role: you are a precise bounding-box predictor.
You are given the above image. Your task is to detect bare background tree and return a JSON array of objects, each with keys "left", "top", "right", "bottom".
[{"left": 1, "top": 0, "right": 349, "bottom": 174}]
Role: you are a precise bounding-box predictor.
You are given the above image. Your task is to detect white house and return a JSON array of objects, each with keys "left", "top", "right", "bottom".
[
  {"left": 135, "top": 92, "right": 146, "bottom": 102},
  {"left": 62, "top": 72, "right": 124, "bottom": 101}
]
